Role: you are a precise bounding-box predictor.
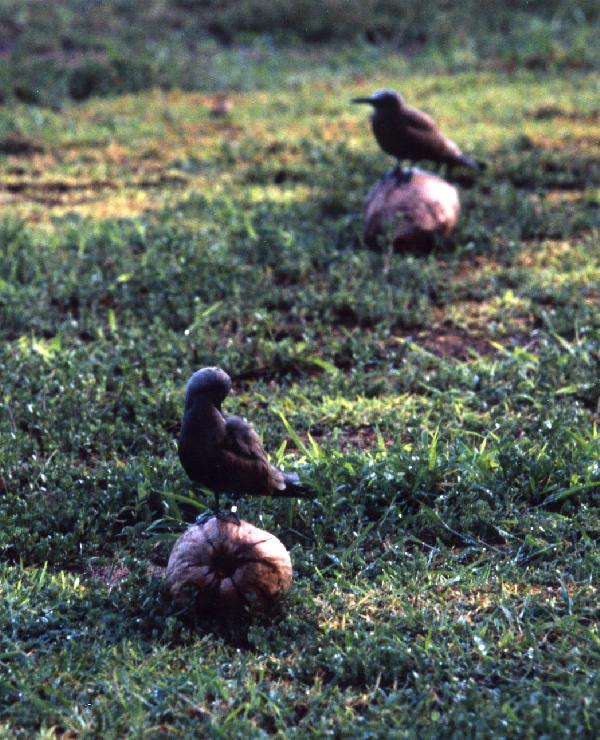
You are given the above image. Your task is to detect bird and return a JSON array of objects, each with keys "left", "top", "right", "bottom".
[
  {"left": 352, "top": 89, "right": 485, "bottom": 173},
  {"left": 178, "top": 367, "right": 314, "bottom": 521}
]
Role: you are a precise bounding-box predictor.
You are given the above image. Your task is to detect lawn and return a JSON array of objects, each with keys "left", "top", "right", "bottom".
[{"left": 0, "top": 2, "right": 599, "bottom": 736}]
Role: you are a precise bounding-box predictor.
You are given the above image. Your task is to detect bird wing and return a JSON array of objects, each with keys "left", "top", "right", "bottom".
[
  {"left": 400, "top": 105, "right": 439, "bottom": 132},
  {"left": 223, "top": 415, "right": 268, "bottom": 460},
  {"left": 222, "top": 415, "right": 286, "bottom": 492},
  {"left": 401, "top": 106, "right": 463, "bottom": 160}
]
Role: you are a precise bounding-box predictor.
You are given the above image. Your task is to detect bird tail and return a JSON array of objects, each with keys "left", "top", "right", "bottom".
[
  {"left": 455, "top": 154, "right": 487, "bottom": 172},
  {"left": 281, "top": 471, "right": 316, "bottom": 499}
]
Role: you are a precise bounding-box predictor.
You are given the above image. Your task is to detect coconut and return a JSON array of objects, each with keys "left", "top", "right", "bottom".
[
  {"left": 166, "top": 516, "right": 292, "bottom": 614},
  {"left": 364, "top": 167, "right": 460, "bottom": 252}
]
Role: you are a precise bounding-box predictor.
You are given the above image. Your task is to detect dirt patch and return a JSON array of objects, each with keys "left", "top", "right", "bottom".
[
  {"left": 86, "top": 563, "right": 132, "bottom": 587},
  {"left": 0, "top": 135, "right": 44, "bottom": 156},
  {"left": 0, "top": 172, "right": 189, "bottom": 210},
  {"left": 516, "top": 238, "right": 573, "bottom": 268},
  {"left": 335, "top": 426, "right": 393, "bottom": 452},
  {"left": 85, "top": 562, "right": 165, "bottom": 587},
  {"left": 401, "top": 326, "right": 497, "bottom": 360},
  {"left": 232, "top": 356, "right": 327, "bottom": 384},
  {"left": 444, "top": 255, "right": 501, "bottom": 281},
  {"left": 529, "top": 105, "right": 600, "bottom": 123},
  {"left": 4, "top": 178, "right": 117, "bottom": 195}
]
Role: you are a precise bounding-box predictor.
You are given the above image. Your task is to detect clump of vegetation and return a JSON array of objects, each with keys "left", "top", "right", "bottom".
[{"left": 0, "top": 0, "right": 598, "bottom": 105}]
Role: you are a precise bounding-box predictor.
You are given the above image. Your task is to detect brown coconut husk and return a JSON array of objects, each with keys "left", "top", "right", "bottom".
[
  {"left": 166, "top": 516, "right": 292, "bottom": 614},
  {"left": 364, "top": 167, "right": 460, "bottom": 253}
]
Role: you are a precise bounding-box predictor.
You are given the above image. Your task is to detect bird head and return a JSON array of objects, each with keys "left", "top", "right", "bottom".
[
  {"left": 185, "top": 367, "right": 232, "bottom": 408},
  {"left": 351, "top": 89, "right": 403, "bottom": 110}
]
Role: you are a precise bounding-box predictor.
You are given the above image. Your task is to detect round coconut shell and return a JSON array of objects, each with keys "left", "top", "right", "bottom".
[
  {"left": 364, "top": 168, "right": 460, "bottom": 253},
  {"left": 166, "top": 516, "right": 292, "bottom": 614}
]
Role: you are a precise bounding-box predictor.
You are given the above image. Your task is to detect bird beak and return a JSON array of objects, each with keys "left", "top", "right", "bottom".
[{"left": 351, "top": 96, "right": 375, "bottom": 105}]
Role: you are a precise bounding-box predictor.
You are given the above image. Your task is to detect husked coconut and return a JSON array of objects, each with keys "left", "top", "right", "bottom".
[
  {"left": 166, "top": 516, "right": 292, "bottom": 613},
  {"left": 364, "top": 168, "right": 460, "bottom": 253}
]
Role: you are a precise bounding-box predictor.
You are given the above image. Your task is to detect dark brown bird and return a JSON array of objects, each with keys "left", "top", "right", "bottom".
[
  {"left": 178, "top": 367, "right": 314, "bottom": 518},
  {"left": 352, "top": 89, "right": 485, "bottom": 172}
]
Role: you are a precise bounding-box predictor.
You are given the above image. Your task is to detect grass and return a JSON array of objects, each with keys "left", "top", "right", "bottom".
[
  {"left": 0, "top": 1, "right": 598, "bottom": 107},
  {"left": 0, "top": 6, "right": 599, "bottom": 737}
]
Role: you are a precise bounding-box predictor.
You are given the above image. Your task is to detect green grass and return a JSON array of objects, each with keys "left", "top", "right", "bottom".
[
  {"left": 0, "top": 0, "right": 598, "bottom": 107},
  {"left": 0, "top": 8, "right": 599, "bottom": 737}
]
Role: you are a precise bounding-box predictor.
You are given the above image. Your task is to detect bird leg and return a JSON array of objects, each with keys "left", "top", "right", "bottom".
[
  {"left": 194, "top": 490, "right": 223, "bottom": 526},
  {"left": 214, "top": 492, "right": 241, "bottom": 525},
  {"left": 216, "top": 507, "right": 241, "bottom": 526},
  {"left": 191, "top": 486, "right": 217, "bottom": 526},
  {"left": 392, "top": 163, "right": 411, "bottom": 184},
  {"left": 195, "top": 491, "right": 240, "bottom": 526}
]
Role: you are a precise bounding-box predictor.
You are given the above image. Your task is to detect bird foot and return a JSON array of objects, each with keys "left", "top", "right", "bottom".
[
  {"left": 216, "top": 509, "right": 241, "bottom": 526},
  {"left": 195, "top": 512, "right": 217, "bottom": 526},
  {"left": 391, "top": 165, "right": 412, "bottom": 184}
]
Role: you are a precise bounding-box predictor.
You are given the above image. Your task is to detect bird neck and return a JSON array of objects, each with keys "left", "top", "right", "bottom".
[
  {"left": 374, "top": 102, "right": 402, "bottom": 121},
  {"left": 181, "top": 398, "right": 225, "bottom": 436},
  {"left": 182, "top": 397, "right": 218, "bottom": 428}
]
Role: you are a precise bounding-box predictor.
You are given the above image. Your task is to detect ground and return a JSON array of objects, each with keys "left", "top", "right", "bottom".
[{"left": 0, "top": 11, "right": 599, "bottom": 738}]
